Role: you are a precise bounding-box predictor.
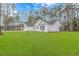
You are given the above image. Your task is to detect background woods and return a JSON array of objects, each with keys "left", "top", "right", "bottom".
[{"left": 0, "top": 3, "right": 79, "bottom": 33}]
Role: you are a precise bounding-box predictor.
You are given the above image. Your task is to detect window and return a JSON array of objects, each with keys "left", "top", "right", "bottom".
[{"left": 40, "top": 26, "right": 45, "bottom": 30}]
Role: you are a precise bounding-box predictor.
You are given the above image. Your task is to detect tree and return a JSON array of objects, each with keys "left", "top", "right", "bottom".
[
  {"left": 16, "top": 12, "right": 20, "bottom": 29},
  {"left": 62, "top": 3, "right": 75, "bottom": 31},
  {"left": 76, "top": 19, "right": 79, "bottom": 31},
  {"left": 0, "top": 3, "right": 2, "bottom": 35},
  {"left": 3, "top": 15, "right": 13, "bottom": 30},
  {"left": 0, "top": 19, "right": 1, "bottom": 35},
  {"left": 41, "top": 6, "right": 49, "bottom": 21}
]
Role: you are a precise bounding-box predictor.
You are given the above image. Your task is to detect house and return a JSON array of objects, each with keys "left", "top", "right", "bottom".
[
  {"left": 23, "top": 19, "right": 62, "bottom": 32},
  {"left": 23, "top": 21, "right": 35, "bottom": 31}
]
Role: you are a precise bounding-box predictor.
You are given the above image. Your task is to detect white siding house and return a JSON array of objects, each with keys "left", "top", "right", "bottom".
[
  {"left": 23, "top": 24, "right": 34, "bottom": 31},
  {"left": 23, "top": 20, "right": 62, "bottom": 32},
  {"left": 34, "top": 20, "right": 62, "bottom": 32},
  {"left": 34, "top": 20, "right": 48, "bottom": 32},
  {"left": 48, "top": 20, "right": 62, "bottom": 32}
]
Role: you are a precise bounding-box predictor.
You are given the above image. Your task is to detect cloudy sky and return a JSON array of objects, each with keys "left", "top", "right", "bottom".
[
  {"left": 16, "top": 3, "right": 57, "bottom": 11},
  {"left": 15, "top": 3, "right": 64, "bottom": 20}
]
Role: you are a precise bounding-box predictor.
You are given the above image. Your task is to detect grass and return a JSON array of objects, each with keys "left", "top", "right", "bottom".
[{"left": 0, "top": 31, "right": 79, "bottom": 56}]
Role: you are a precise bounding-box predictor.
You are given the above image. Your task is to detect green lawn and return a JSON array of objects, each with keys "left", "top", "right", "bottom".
[{"left": 0, "top": 31, "right": 79, "bottom": 56}]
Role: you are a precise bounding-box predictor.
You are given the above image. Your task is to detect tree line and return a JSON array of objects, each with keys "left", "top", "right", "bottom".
[{"left": 0, "top": 3, "right": 79, "bottom": 35}]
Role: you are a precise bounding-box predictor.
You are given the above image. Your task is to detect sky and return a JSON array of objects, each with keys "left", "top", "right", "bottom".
[
  {"left": 15, "top": 3, "right": 64, "bottom": 20},
  {"left": 16, "top": 3, "right": 56, "bottom": 11},
  {"left": 15, "top": 3, "right": 55, "bottom": 20}
]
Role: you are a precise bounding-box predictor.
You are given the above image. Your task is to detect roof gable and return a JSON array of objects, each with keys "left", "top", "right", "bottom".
[
  {"left": 35, "top": 20, "right": 48, "bottom": 26},
  {"left": 35, "top": 19, "right": 61, "bottom": 26}
]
